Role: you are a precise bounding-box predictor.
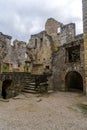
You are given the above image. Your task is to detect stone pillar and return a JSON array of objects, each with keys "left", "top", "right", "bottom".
[{"left": 82, "top": 0, "right": 87, "bottom": 94}]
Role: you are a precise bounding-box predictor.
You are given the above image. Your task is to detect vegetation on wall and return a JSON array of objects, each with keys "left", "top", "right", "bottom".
[
  {"left": 24, "top": 64, "right": 29, "bottom": 72},
  {"left": 3, "top": 63, "right": 9, "bottom": 72},
  {"left": 53, "top": 44, "right": 58, "bottom": 52}
]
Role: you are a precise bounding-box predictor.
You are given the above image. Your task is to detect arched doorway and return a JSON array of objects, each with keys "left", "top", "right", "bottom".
[
  {"left": 2, "top": 79, "right": 12, "bottom": 99},
  {"left": 65, "top": 71, "right": 83, "bottom": 92}
]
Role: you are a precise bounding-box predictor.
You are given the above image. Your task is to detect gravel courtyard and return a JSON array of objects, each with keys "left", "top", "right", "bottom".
[{"left": 0, "top": 92, "right": 87, "bottom": 130}]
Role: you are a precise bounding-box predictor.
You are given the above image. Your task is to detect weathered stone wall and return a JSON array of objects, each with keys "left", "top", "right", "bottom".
[
  {"left": 45, "top": 18, "right": 76, "bottom": 47},
  {"left": 0, "top": 32, "right": 12, "bottom": 73},
  {"left": 45, "top": 18, "right": 62, "bottom": 49},
  {"left": 27, "top": 17, "right": 85, "bottom": 93},
  {"left": 27, "top": 18, "right": 75, "bottom": 75},
  {"left": 60, "top": 23, "right": 76, "bottom": 46},
  {"left": 0, "top": 72, "right": 25, "bottom": 98},
  {"left": 82, "top": 0, "right": 87, "bottom": 94},
  {"left": 45, "top": 18, "right": 62, "bottom": 35},
  {"left": 51, "top": 35, "right": 85, "bottom": 92},
  {"left": 11, "top": 40, "right": 26, "bottom": 72},
  {"left": 0, "top": 32, "right": 27, "bottom": 73},
  {"left": 0, "top": 16, "right": 84, "bottom": 95},
  {"left": 27, "top": 31, "right": 53, "bottom": 74},
  {"left": 3, "top": 37, "right": 12, "bottom": 63}
]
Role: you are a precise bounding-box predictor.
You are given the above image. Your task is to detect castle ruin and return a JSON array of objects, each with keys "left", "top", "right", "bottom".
[{"left": 0, "top": 0, "right": 87, "bottom": 99}]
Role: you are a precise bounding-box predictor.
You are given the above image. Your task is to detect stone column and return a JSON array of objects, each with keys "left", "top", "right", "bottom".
[{"left": 82, "top": 0, "right": 87, "bottom": 94}]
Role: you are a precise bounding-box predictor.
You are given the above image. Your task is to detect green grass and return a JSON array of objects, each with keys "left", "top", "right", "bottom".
[{"left": 77, "top": 103, "right": 87, "bottom": 114}]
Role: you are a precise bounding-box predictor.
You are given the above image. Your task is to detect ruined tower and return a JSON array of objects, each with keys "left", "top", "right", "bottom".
[{"left": 82, "top": 0, "right": 87, "bottom": 94}]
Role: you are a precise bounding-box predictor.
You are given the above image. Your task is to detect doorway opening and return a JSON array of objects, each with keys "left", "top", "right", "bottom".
[
  {"left": 2, "top": 79, "right": 12, "bottom": 99},
  {"left": 65, "top": 71, "right": 83, "bottom": 92}
]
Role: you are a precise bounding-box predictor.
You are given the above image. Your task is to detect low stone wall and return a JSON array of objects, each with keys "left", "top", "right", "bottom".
[{"left": 0, "top": 72, "right": 26, "bottom": 98}]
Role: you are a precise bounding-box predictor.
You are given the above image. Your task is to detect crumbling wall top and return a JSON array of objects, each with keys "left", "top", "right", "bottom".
[
  {"left": 45, "top": 18, "right": 63, "bottom": 35},
  {"left": 0, "top": 32, "right": 12, "bottom": 40},
  {"left": 13, "top": 40, "right": 26, "bottom": 48},
  {"left": 31, "top": 31, "right": 46, "bottom": 38}
]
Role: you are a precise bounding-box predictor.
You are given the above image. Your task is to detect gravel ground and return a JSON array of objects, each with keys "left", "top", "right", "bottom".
[{"left": 0, "top": 92, "right": 87, "bottom": 130}]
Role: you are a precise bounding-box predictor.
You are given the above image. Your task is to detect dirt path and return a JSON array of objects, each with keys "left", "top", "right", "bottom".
[{"left": 0, "top": 92, "right": 87, "bottom": 130}]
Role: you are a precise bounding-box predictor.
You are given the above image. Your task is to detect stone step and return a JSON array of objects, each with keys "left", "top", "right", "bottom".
[
  {"left": 24, "top": 77, "right": 35, "bottom": 79},
  {"left": 23, "top": 81, "right": 35, "bottom": 84},
  {"left": 24, "top": 78, "right": 35, "bottom": 80},
  {"left": 24, "top": 76, "right": 35, "bottom": 78},
  {"left": 25, "top": 86, "right": 35, "bottom": 89},
  {"left": 28, "top": 82, "right": 36, "bottom": 85},
  {"left": 24, "top": 83, "right": 48, "bottom": 88},
  {"left": 39, "top": 83, "right": 48, "bottom": 86},
  {"left": 22, "top": 74, "right": 49, "bottom": 94},
  {"left": 25, "top": 83, "right": 36, "bottom": 86},
  {"left": 24, "top": 85, "right": 35, "bottom": 89},
  {"left": 24, "top": 75, "right": 34, "bottom": 77},
  {"left": 22, "top": 89, "right": 38, "bottom": 94},
  {"left": 24, "top": 87, "right": 38, "bottom": 91},
  {"left": 23, "top": 79, "right": 35, "bottom": 82},
  {"left": 24, "top": 79, "right": 35, "bottom": 81}
]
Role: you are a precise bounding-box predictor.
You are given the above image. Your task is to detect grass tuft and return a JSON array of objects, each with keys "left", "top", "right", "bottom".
[{"left": 77, "top": 103, "right": 87, "bottom": 114}]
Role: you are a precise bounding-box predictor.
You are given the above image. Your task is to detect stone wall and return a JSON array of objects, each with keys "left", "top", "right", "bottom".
[
  {"left": 0, "top": 32, "right": 12, "bottom": 73},
  {"left": 27, "top": 31, "right": 53, "bottom": 74},
  {"left": 51, "top": 35, "right": 85, "bottom": 92},
  {"left": 45, "top": 18, "right": 76, "bottom": 47},
  {"left": 0, "top": 32, "right": 27, "bottom": 73},
  {"left": 45, "top": 18, "right": 63, "bottom": 36},
  {"left": 0, "top": 13, "right": 85, "bottom": 95},
  {"left": 0, "top": 72, "right": 25, "bottom": 98},
  {"left": 27, "top": 18, "right": 79, "bottom": 76},
  {"left": 11, "top": 40, "right": 26, "bottom": 72},
  {"left": 82, "top": 0, "right": 87, "bottom": 94},
  {"left": 60, "top": 23, "right": 76, "bottom": 46},
  {"left": 45, "top": 18, "right": 62, "bottom": 49},
  {"left": 27, "top": 17, "right": 86, "bottom": 94}
]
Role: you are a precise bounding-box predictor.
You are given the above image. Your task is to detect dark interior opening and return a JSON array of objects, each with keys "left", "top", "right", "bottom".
[
  {"left": 40, "top": 38, "right": 43, "bottom": 48},
  {"left": 67, "top": 45, "right": 80, "bottom": 63},
  {"left": 40, "top": 38, "right": 43, "bottom": 43},
  {"left": 35, "top": 39, "right": 37, "bottom": 48},
  {"left": 46, "top": 66, "right": 49, "bottom": 69},
  {"left": 65, "top": 71, "right": 83, "bottom": 92},
  {"left": 2, "top": 79, "right": 12, "bottom": 99}
]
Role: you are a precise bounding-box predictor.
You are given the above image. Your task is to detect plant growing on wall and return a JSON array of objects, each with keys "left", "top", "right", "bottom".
[
  {"left": 53, "top": 44, "right": 58, "bottom": 52},
  {"left": 3, "top": 63, "right": 9, "bottom": 72},
  {"left": 24, "top": 64, "right": 29, "bottom": 72}
]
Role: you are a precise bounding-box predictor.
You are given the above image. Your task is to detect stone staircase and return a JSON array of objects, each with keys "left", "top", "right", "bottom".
[
  {"left": 22, "top": 73, "right": 37, "bottom": 94},
  {"left": 22, "top": 73, "right": 48, "bottom": 94}
]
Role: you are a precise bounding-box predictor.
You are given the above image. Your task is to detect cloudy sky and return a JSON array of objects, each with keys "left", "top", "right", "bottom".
[{"left": 0, "top": 0, "right": 83, "bottom": 42}]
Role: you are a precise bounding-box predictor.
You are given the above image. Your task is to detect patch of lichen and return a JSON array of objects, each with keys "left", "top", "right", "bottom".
[{"left": 53, "top": 45, "right": 58, "bottom": 52}]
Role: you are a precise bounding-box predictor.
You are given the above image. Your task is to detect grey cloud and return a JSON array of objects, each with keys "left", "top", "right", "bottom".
[{"left": 0, "top": 0, "right": 83, "bottom": 42}]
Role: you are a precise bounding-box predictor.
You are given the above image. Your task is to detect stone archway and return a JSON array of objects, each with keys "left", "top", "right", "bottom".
[
  {"left": 2, "top": 79, "right": 12, "bottom": 99},
  {"left": 65, "top": 71, "right": 83, "bottom": 92}
]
